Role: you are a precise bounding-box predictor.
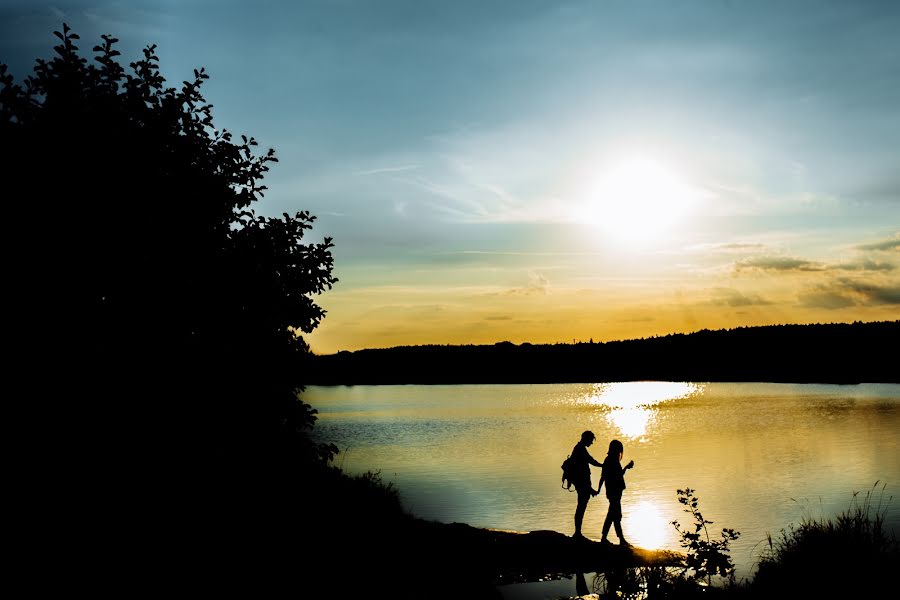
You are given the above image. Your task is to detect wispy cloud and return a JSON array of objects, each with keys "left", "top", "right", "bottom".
[
  {"left": 456, "top": 250, "right": 604, "bottom": 257},
  {"left": 495, "top": 271, "right": 551, "bottom": 296},
  {"left": 735, "top": 256, "right": 825, "bottom": 272},
  {"left": 353, "top": 165, "right": 420, "bottom": 177},
  {"left": 836, "top": 260, "right": 895, "bottom": 272},
  {"left": 391, "top": 173, "right": 492, "bottom": 220},
  {"left": 798, "top": 289, "right": 857, "bottom": 309},
  {"left": 857, "top": 234, "right": 900, "bottom": 253},
  {"left": 733, "top": 237, "right": 899, "bottom": 277},
  {"left": 686, "top": 241, "right": 771, "bottom": 256},
  {"left": 713, "top": 242, "right": 769, "bottom": 252},
  {"left": 709, "top": 287, "right": 773, "bottom": 307},
  {"left": 799, "top": 278, "right": 900, "bottom": 309}
]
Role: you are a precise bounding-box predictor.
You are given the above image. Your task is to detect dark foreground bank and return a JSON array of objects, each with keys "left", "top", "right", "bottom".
[
  {"left": 292, "top": 518, "right": 679, "bottom": 599},
  {"left": 280, "top": 474, "right": 899, "bottom": 600},
  {"left": 93, "top": 466, "right": 896, "bottom": 600}
]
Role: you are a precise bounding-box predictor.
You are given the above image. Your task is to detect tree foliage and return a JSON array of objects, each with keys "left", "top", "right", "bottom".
[{"left": 2, "top": 24, "right": 339, "bottom": 565}]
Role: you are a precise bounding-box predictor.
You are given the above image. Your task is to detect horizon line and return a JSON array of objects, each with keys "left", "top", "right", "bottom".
[{"left": 312, "top": 318, "right": 899, "bottom": 356}]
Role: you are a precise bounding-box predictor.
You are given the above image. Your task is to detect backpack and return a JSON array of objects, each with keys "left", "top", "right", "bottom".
[{"left": 561, "top": 454, "right": 575, "bottom": 490}]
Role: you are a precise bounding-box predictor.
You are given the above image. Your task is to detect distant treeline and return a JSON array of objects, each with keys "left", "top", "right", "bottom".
[{"left": 306, "top": 321, "right": 899, "bottom": 384}]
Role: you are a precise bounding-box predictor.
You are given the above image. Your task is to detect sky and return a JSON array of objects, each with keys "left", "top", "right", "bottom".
[{"left": 2, "top": 0, "right": 898, "bottom": 354}]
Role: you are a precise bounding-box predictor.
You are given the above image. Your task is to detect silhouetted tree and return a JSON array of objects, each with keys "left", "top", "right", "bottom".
[{"left": 2, "top": 25, "right": 337, "bottom": 588}]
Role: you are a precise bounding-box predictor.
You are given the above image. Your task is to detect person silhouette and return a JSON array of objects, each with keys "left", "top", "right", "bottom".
[
  {"left": 569, "top": 430, "right": 603, "bottom": 540},
  {"left": 597, "top": 439, "right": 634, "bottom": 546}
]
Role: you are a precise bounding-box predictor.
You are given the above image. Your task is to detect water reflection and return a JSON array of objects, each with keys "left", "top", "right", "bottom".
[
  {"left": 576, "top": 565, "right": 701, "bottom": 600},
  {"left": 309, "top": 382, "right": 900, "bottom": 583},
  {"left": 625, "top": 500, "right": 669, "bottom": 549},
  {"left": 585, "top": 382, "right": 703, "bottom": 439}
]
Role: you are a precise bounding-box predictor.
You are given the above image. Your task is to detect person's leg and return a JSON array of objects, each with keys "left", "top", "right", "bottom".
[
  {"left": 613, "top": 519, "right": 624, "bottom": 541},
  {"left": 610, "top": 495, "right": 628, "bottom": 544},
  {"left": 601, "top": 502, "right": 613, "bottom": 541},
  {"left": 574, "top": 488, "right": 590, "bottom": 536}
]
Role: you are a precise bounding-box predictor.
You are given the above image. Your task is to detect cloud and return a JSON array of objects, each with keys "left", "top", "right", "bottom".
[
  {"left": 686, "top": 242, "right": 770, "bottom": 256},
  {"left": 798, "top": 289, "right": 857, "bottom": 309},
  {"left": 856, "top": 234, "right": 900, "bottom": 253},
  {"left": 799, "top": 278, "right": 900, "bottom": 309},
  {"left": 709, "top": 287, "right": 773, "bottom": 307},
  {"left": 520, "top": 270, "right": 550, "bottom": 295},
  {"left": 839, "top": 280, "right": 900, "bottom": 305},
  {"left": 713, "top": 243, "right": 768, "bottom": 252},
  {"left": 500, "top": 270, "right": 550, "bottom": 296},
  {"left": 836, "top": 259, "right": 895, "bottom": 272},
  {"left": 735, "top": 256, "right": 825, "bottom": 272},
  {"left": 622, "top": 315, "right": 656, "bottom": 323},
  {"left": 484, "top": 315, "right": 513, "bottom": 321},
  {"left": 391, "top": 173, "right": 494, "bottom": 221},
  {"left": 353, "top": 165, "right": 420, "bottom": 177},
  {"left": 733, "top": 240, "right": 898, "bottom": 277}
]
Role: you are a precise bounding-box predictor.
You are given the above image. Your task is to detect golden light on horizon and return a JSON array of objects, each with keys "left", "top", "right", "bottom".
[{"left": 575, "top": 156, "right": 703, "bottom": 245}]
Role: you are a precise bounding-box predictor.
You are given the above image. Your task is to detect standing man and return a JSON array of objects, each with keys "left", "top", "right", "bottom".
[{"left": 570, "top": 430, "right": 603, "bottom": 540}]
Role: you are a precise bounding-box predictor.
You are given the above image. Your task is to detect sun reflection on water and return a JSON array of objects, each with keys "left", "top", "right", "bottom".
[
  {"left": 586, "top": 381, "right": 703, "bottom": 439},
  {"left": 624, "top": 499, "right": 670, "bottom": 549}
]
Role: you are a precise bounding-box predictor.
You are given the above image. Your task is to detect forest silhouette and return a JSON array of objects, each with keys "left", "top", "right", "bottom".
[{"left": 308, "top": 320, "right": 898, "bottom": 384}]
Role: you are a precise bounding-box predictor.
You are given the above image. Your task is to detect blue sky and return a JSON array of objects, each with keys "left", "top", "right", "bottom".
[{"left": 3, "top": 0, "right": 898, "bottom": 352}]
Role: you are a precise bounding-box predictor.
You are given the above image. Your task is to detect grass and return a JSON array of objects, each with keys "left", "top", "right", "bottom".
[{"left": 748, "top": 481, "right": 899, "bottom": 598}]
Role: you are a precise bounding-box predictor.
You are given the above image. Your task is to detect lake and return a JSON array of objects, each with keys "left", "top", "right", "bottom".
[{"left": 306, "top": 382, "right": 900, "bottom": 592}]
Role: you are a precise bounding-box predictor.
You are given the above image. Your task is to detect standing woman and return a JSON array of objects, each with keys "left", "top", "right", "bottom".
[
  {"left": 598, "top": 438, "right": 635, "bottom": 546},
  {"left": 570, "top": 430, "right": 603, "bottom": 540}
]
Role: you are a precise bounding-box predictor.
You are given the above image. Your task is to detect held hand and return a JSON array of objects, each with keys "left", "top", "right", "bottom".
[
  {"left": 591, "top": 489, "right": 599, "bottom": 497},
  {"left": 626, "top": 460, "right": 634, "bottom": 469}
]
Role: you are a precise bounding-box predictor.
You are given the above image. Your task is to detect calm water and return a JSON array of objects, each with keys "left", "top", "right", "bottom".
[{"left": 306, "top": 382, "right": 900, "bottom": 585}]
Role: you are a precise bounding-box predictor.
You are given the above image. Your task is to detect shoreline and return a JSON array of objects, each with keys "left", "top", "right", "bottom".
[{"left": 407, "top": 520, "right": 682, "bottom": 586}]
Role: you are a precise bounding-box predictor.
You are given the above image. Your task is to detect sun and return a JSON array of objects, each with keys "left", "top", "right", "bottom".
[{"left": 576, "top": 156, "right": 703, "bottom": 245}]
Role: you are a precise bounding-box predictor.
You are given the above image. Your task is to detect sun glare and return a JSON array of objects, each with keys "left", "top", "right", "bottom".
[
  {"left": 576, "top": 156, "right": 702, "bottom": 244},
  {"left": 586, "top": 382, "right": 703, "bottom": 439},
  {"left": 623, "top": 499, "right": 670, "bottom": 549}
]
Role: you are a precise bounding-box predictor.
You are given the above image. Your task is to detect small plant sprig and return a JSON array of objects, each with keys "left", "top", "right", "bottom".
[{"left": 671, "top": 488, "right": 741, "bottom": 586}]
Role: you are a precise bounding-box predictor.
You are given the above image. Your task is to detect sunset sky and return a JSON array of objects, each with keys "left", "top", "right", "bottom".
[{"left": 3, "top": 1, "right": 898, "bottom": 354}]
